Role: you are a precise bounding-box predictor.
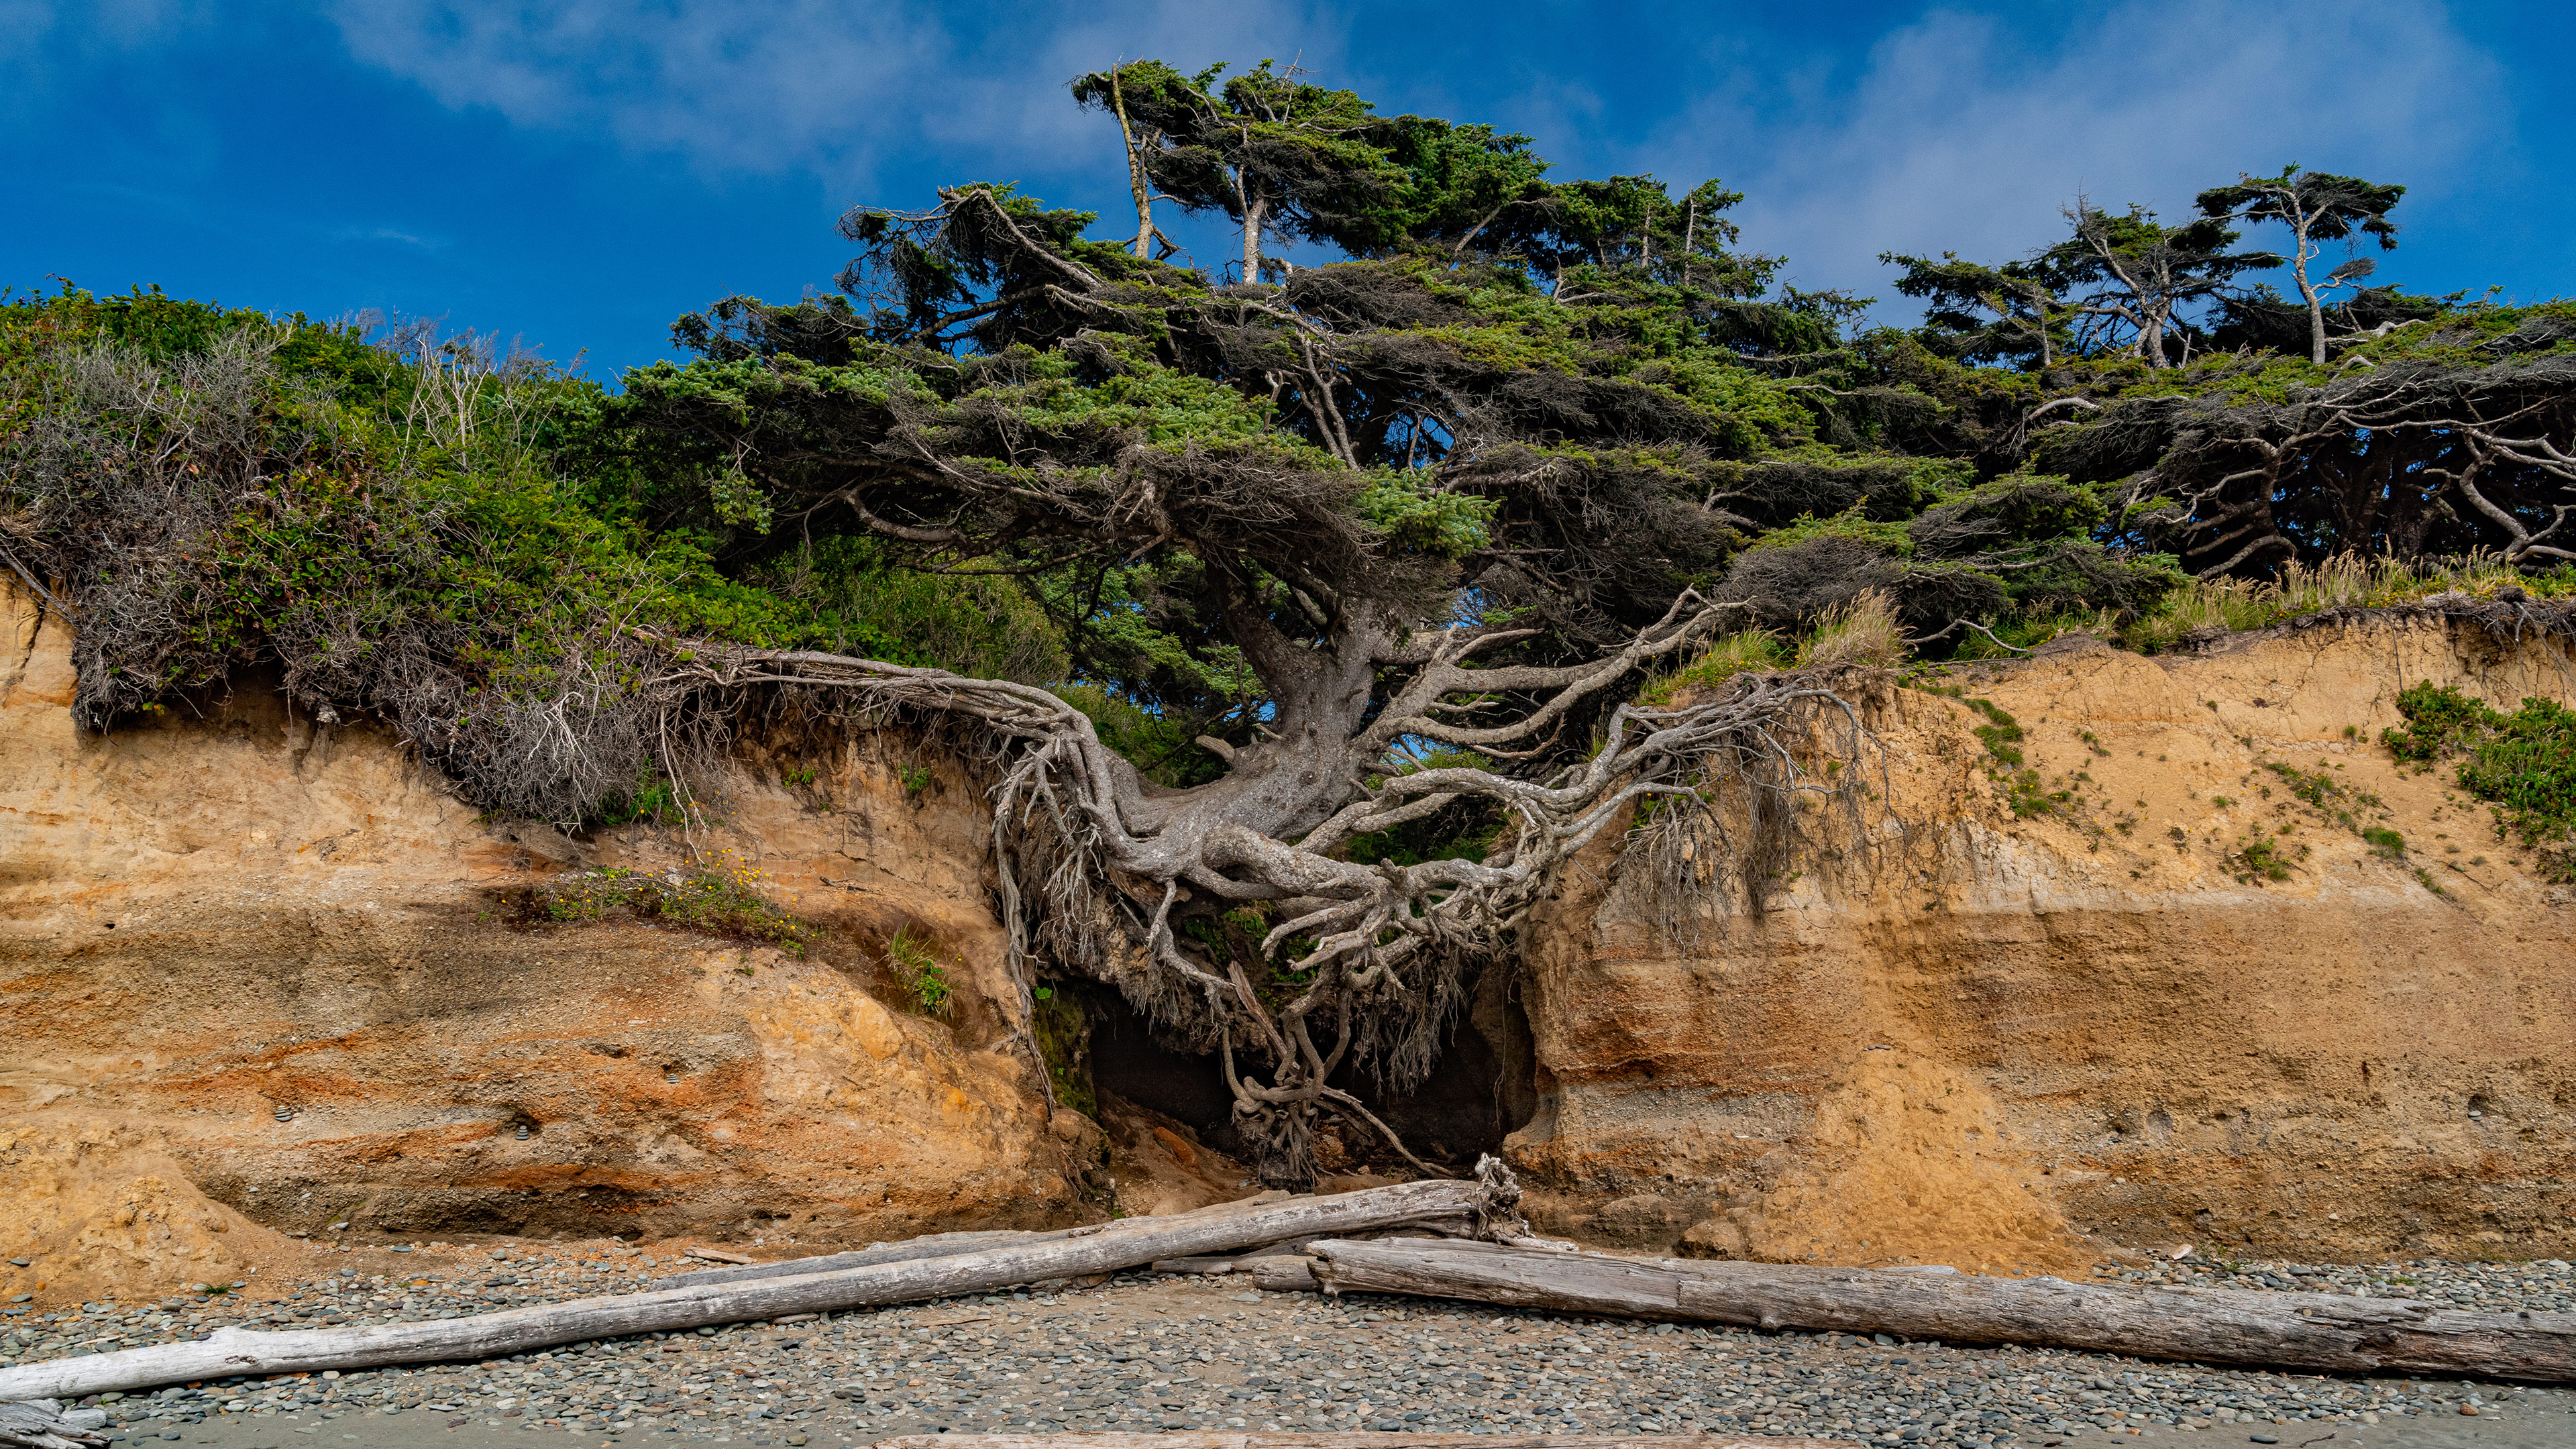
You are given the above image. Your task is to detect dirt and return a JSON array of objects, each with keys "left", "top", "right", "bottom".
[
  {"left": 1514, "top": 616, "right": 2576, "bottom": 1269},
  {"left": 0, "top": 585, "right": 1091, "bottom": 1301}
]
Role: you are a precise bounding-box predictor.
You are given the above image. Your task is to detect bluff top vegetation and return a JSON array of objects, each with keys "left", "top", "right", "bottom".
[{"left": 6, "top": 62, "right": 2573, "bottom": 1185}]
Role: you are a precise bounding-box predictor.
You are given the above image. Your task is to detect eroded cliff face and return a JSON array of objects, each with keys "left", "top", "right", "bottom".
[
  {"left": 0, "top": 585, "right": 1093, "bottom": 1299},
  {"left": 11, "top": 578, "right": 2575, "bottom": 1297},
  {"left": 1511, "top": 614, "right": 2576, "bottom": 1272}
]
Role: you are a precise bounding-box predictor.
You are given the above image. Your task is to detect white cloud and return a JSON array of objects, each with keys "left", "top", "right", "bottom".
[
  {"left": 325, "top": 0, "right": 1341, "bottom": 185},
  {"left": 1637, "top": 0, "right": 2506, "bottom": 311}
]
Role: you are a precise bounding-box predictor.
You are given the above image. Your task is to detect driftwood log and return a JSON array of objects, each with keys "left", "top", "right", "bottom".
[
  {"left": 875, "top": 1423, "right": 1865, "bottom": 1433},
  {"left": 0, "top": 1178, "right": 1495, "bottom": 1402},
  {"left": 651, "top": 1193, "right": 1296, "bottom": 1291},
  {"left": 1307, "top": 1237, "right": 2576, "bottom": 1381},
  {"left": 871, "top": 1434, "right": 1860, "bottom": 1449},
  {"left": 0, "top": 1401, "right": 107, "bottom": 1449}
]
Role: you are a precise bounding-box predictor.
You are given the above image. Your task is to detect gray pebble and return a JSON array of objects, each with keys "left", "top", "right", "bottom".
[{"left": 5, "top": 1248, "right": 2575, "bottom": 1444}]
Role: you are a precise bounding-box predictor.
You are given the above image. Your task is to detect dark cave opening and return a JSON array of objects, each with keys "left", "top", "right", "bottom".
[{"left": 1075, "top": 958, "right": 1540, "bottom": 1175}]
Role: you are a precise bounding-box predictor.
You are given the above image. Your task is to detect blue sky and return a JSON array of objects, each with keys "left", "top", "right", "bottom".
[{"left": 7, "top": 1, "right": 2567, "bottom": 378}]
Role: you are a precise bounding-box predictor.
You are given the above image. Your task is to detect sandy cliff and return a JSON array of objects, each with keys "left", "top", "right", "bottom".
[
  {"left": 9, "top": 576, "right": 2575, "bottom": 1296},
  {"left": 1511, "top": 612, "right": 2576, "bottom": 1271},
  {"left": 1, "top": 584, "right": 1091, "bottom": 1299}
]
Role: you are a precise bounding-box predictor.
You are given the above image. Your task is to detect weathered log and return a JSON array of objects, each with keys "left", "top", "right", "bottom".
[
  {"left": 0, "top": 1179, "right": 1491, "bottom": 1401},
  {"left": 870, "top": 1423, "right": 1854, "bottom": 1433},
  {"left": 1245, "top": 1256, "right": 1322, "bottom": 1293},
  {"left": 871, "top": 1434, "right": 1858, "bottom": 1449},
  {"left": 651, "top": 1194, "right": 1293, "bottom": 1291},
  {"left": 1306, "top": 1237, "right": 2576, "bottom": 1382},
  {"left": 0, "top": 1401, "right": 105, "bottom": 1449}
]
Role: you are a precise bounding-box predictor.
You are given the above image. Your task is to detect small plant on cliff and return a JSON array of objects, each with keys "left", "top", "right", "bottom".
[
  {"left": 1636, "top": 630, "right": 1786, "bottom": 707},
  {"left": 2383, "top": 683, "right": 2576, "bottom": 881},
  {"left": 520, "top": 852, "right": 814, "bottom": 953},
  {"left": 884, "top": 926, "right": 952, "bottom": 1017},
  {"left": 2262, "top": 759, "right": 2387, "bottom": 833},
  {"left": 1950, "top": 695, "right": 2063, "bottom": 817},
  {"left": 2230, "top": 834, "right": 2299, "bottom": 883}
]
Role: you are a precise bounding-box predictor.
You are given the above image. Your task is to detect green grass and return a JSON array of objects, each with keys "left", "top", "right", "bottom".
[
  {"left": 883, "top": 925, "right": 954, "bottom": 1017},
  {"left": 2116, "top": 553, "right": 2576, "bottom": 655},
  {"left": 1638, "top": 630, "right": 1788, "bottom": 706}
]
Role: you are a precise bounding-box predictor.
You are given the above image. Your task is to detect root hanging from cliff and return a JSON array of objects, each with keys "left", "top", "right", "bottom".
[{"left": 639, "top": 602, "right": 1882, "bottom": 1187}]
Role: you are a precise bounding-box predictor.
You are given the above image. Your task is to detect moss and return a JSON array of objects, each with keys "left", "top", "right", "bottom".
[{"left": 1031, "top": 984, "right": 1097, "bottom": 1118}]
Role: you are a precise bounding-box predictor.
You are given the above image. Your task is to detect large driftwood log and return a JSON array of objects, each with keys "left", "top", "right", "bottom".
[
  {"left": 870, "top": 1434, "right": 1860, "bottom": 1449},
  {"left": 0, "top": 1179, "right": 1491, "bottom": 1402},
  {"left": 1306, "top": 1238, "right": 2576, "bottom": 1382},
  {"left": 651, "top": 1193, "right": 1295, "bottom": 1291},
  {"left": 875, "top": 1423, "right": 1865, "bottom": 1433},
  {"left": 0, "top": 1402, "right": 107, "bottom": 1449}
]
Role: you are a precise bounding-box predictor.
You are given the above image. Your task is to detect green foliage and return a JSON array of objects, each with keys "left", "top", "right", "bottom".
[
  {"left": 8, "top": 75, "right": 2565, "bottom": 833},
  {"left": 0, "top": 285, "right": 1077, "bottom": 823},
  {"left": 2381, "top": 682, "right": 2498, "bottom": 762},
  {"left": 2233, "top": 835, "right": 2297, "bottom": 882},
  {"left": 1966, "top": 696, "right": 2025, "bottom": 766},
  {"left": 2261, "top": 759, "right": 2388, "bottom": 836},
  {"left": 751, "top": 538, "right": 1071, "bottom": 684},
  {"left": 595, "top": 773, "right": 686, "bottom": 826},
  {"left": 519, "top": 854, "right": 814, "bottom": 954},
  {"left": 2384, "top": 684, "right": 2576, "bottom": 882},
  {"left": 883, "top": 926, "right": 953, "bottom": 1017},
  {"left": 1051, "top": 682, "right": 1226, "bottom": 788},
  {"left": 1941, "top": 694, "right": 2063, "bottom": 817}
]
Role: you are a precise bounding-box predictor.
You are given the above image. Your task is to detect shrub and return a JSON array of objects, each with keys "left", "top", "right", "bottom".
[{"left": 2384, "top": 684, "right": 2576, "bottom": 882}]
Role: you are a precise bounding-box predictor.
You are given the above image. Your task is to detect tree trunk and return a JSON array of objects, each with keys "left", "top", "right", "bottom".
[
  {"left": 1244, "top": 193, "right": 1269, "bottom": 281},
  {"left": 1307, "top": 1238, "right": 2576, "bottom": 1382},
  {"left": 2296, "top": 254, "right": 2328, "bottom": 364},
  {"left": 0, "top": 1180, "right": 1493, "bottom": 1402},
  {"left": 1110, "top": 67, "right": 1155, "bottom": 260}
]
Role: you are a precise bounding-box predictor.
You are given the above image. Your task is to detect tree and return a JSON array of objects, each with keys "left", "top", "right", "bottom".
[
  {"left": 1880, "top": 250, "right": 2074, "bottom": 372},
  {"left": 2197, "top": 166, "right": 2405, "bottom": 365},
  {"left": 1071, "top": 60, "right": 1409, "bottom": 280},
  {"left": 610, "top": 71, "right": 1893, "bottom": 1185},
  {"left": 2045, "top": 200, "right": 2276, "bottom": 368}
]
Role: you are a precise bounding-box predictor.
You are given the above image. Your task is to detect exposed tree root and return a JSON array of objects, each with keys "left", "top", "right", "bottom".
[{"left": 643, "top": 596, "right": 1876, "bottom": 1187}]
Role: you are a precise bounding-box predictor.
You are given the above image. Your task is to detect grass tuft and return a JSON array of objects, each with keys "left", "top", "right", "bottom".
[{"left": 1798, "top": 588, "right": 1906, "bottom": 671}]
